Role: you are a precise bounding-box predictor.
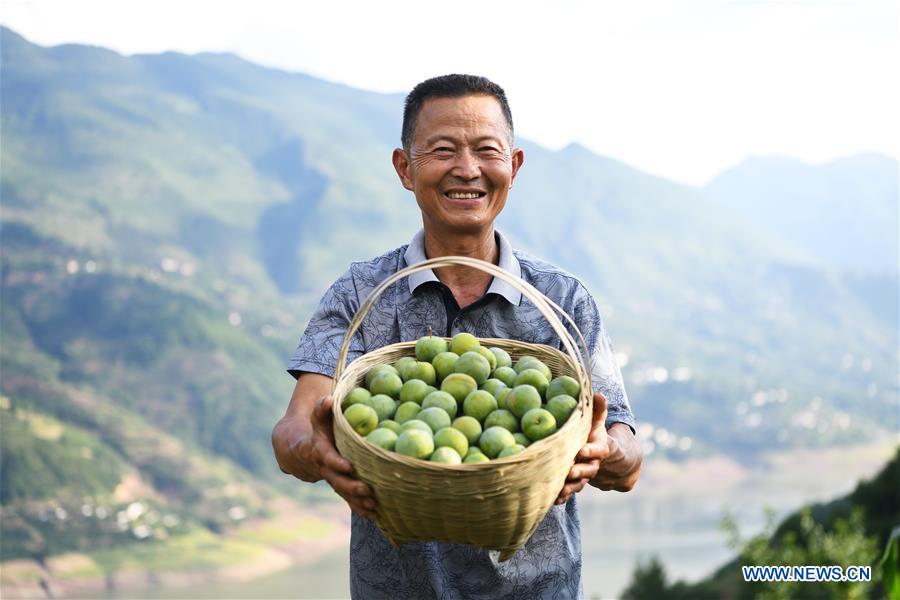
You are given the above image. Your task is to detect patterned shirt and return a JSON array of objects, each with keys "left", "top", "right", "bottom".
[{"left": 288, "top": 228, "right": 635, "bottom": 599}]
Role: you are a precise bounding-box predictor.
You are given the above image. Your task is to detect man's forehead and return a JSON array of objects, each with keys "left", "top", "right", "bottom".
[{"left": 414, "top": 95, "right": 510, "bottom": 141}]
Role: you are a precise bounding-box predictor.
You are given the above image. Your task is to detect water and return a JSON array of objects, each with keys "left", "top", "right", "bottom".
[{"left": 86, "top": 551, "right": 351, "bottom": 599}]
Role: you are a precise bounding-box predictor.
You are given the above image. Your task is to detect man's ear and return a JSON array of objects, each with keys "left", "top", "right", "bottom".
[
  {"left": 392, "top": 148, "right": 415, "bottom": 191},
  {"left": 509, "top": 147, "right": 525, "bottom": 189}
]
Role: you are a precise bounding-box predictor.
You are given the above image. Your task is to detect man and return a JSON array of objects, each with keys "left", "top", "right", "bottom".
[{"left": 272, "top": 74, "right": 642, "bottom": 599}]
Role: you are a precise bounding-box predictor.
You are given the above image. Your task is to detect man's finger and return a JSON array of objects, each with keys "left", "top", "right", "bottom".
[
  {"left": 321, "top": 466, "right": 374, "bottom": 499},
  {"left": 567, "top": 462, "right": 599, "bottom": 482},
  {"left": 578, "top": 440, "right": 611, "bottom": 462},
  {"left": 562, "top": 479, "right": 588, "bottom": 496},
  {"left": 591, "top": 391, "right": 608, "bottom": 430},
  {"left": 312, "top": 395, "right": 334, "bottom": 426},
  {"left": 555, "top": 477, "right": 591, "bottom": 504},
  {"left": 322, "top": 468, "right": 377, "bottom": 518},
  {"left": 313, "top": 436, "right": 353, "bottom": 474}
]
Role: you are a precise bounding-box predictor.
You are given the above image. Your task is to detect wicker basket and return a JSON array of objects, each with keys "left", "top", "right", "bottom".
[{"left": 331, "top": 256, "right": 593, "bottom": 560}]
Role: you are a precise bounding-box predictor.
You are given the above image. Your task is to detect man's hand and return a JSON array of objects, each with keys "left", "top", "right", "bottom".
[
  {"left": 554, "top": 391, "right": 643, "bottom": 505},
  {"left": 272, "top": 374, "right": 377, "bottom": 520}
]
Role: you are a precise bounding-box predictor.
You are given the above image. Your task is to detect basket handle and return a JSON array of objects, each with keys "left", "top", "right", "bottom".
[{"left": 332, "top": 256, "right": 593, "bottom": 397}]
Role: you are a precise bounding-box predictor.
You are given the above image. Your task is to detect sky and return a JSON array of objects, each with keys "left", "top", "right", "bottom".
[{"left": 2, "top": 0, "right": 898, "bottom": 185}]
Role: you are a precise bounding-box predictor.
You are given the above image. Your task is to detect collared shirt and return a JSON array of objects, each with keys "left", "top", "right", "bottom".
[{"left": 288, "top": 228, "right": 635, "bottom": 600}]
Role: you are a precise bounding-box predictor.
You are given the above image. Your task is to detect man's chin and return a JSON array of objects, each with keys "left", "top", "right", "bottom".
[{"left": 427, "top": 218, "right": 496, "bottom": 238}]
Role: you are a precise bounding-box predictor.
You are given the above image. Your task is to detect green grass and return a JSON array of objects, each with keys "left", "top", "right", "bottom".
[
  {"left": 90, "top": 529, "right": 266, "bottom": 574},
  {"left": 236, "top": 517, "right": 335, "bottom": 544}
]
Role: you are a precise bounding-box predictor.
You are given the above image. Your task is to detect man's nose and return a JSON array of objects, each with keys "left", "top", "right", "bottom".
[{"left": 451, "top": 148, "right": 481, "bottom": 180}]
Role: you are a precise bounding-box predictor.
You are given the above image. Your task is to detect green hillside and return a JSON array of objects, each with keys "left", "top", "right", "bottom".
[
  {"left": 622, "top": 448, "right": 900, "bottom": 599},
  {"left": 1, "top": 24, "right": 897, "bottom": 567}
]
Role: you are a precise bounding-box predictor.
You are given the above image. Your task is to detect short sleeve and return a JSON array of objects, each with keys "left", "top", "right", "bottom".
[
  {"left": 287, "top": 267, "right": 365, "bottom": 380},
  {"left": 571, "top": 292, "right": 636, "bottom": 432}
]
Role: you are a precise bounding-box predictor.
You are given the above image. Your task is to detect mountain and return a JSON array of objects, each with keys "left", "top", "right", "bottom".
[
  {"left": 1, "top": 25, "right": 897, "bottom": 567},
  {"left": 704, "top": 154, "right": 899, "bottom": 274}
]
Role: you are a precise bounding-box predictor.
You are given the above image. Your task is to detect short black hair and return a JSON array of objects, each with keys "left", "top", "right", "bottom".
[{"left": 401, "top": 74, "right": 514, "bottom": 150}]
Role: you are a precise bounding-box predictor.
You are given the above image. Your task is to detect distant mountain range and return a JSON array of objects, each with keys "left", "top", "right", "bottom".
[
  {"left": 1, "top": 25, "right": 897, "bottom": 561},
  {"left": 705, "top": 154, "right": 898, "bottom": 273}
]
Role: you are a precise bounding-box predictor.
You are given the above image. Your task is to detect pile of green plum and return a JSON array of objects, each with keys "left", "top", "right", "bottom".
[{"left": 341, "top": 332, "right": 581, "bottom": 464}]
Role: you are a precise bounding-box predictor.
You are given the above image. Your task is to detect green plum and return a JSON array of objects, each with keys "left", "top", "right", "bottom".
[
  {"left": 462, "top": 451, "right": 490, "bottom": 464},
  {"left": 475, "top": 346, "right": 497, "bottom": 370},
  {"left": 430, "top": 446, "right": 462, "bottom": 464},
  {"left": 489, "top": 347, "right": 512, "bottom": 369},
  {"left": 400, "top": 419, "right": 433, "bottom": 434},
  {"left": 507, "top": 385, "right": 542, "bottom": 418},
  {"left": 394, "top": 401, "right": 421, "bottom": 424},
  {"left": 417, "top": 406, "right": 451, "bottom": 433},
  {"left": 455, "top": 351, "right": 491, "bottom": 386},
  {"left": 343, "top": 404, "right": 378, "bottom": 436},
  {"left": 480, "top": 378, "right": 508, "bottom": 399},
  {"left": 452, "top": 416, "right": 482, "bottom": 445},
  {"left": 433, "top": 427, "right": 469, "bottom": 457},
  {"left": 366, "top": 428, "right": 398, "bottom": 450},
  {"left": 380, "top": 419, "right": 401, "bottom": 434},
  {"left": 512, "top": 432, "right": 530, "bottom": 447},
  {"left": 441, "top": 373, "right": 478, "bottom": 404},
  {"left": 370, "top": 394, "right": 398, "bottom": 421},
  {"left": 547, "top": 375, "right": 580, "bottom": 400},
  {"left": 463, "top": 390, "right": 498, "bottom": 422},
  {"left": 422, "top": 391, "right": 458, "bottom": 418},
  {"left": 546, "top": 394, "right": 578, "bottom": 426},
  {"left": 450, "top": 332, "right": 480, "bottom": 355},
  {"left": 513, "top": 368, "right": 549, "bottom": 398},
  {"left": 491, "top": 366, "right": 517, "bottom": 388},
  {"left": 498, "top": 444, "right": 525, "bottom": 458},
  {"left": 369, "top": 371, "right": 403, "bottom": 398},
  {"left": 341, "top": 387, "right": 372, "bottom": 411},
  {"left": 479, "top": 426, "right": 516, "bottom": 458},
  {"left": 416, "top": 334, "right": 448, "bottom": 363},
  {"left": 399, "top": 379, "right": 430, "bottom": 404},
  {"left": 484, "top": 409, "right": 519, "bottom": 433},
  {"left": 521, "top": 408, "right": 557, "bottom": 442},
  {"left": 432, "top": 351, "right": 460, "bottom": 382},
  {"left": 365, "top": 364, "right": 399, "bottom": 388},
  {"left": 496, "top": 388, "right": 512, "bottom": 411},
  {"left": 394, "top": 356, "right": 417, "bottom": 375},
  {"left": 396, "top": 429, "right": 434, "bottom": 459},
  {"left": 514, "top": 356, "right": 552, "bottom": 381}
]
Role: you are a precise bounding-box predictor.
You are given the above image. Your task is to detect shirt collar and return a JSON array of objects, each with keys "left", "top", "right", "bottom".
[{"left": 403, "top": 228, "right": 523, "bottom": 306}]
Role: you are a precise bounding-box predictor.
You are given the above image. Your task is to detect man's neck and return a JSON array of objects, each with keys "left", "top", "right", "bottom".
[{"left": 422, "top": 227, "right": 498, "bottom": 307}]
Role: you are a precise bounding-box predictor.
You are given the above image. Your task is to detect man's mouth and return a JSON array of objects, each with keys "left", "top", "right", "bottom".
[{"left": 444, "top": 191, "right": 487, "bottom": 200}]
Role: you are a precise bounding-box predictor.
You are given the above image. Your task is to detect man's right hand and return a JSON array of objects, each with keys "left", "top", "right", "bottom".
[{"left": 272, "top": 373, "right": 377, "bottom": 520}]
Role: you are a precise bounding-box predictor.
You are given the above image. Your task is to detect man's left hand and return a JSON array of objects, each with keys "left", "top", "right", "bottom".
[{"left": 554, "top": 391, "right": 643, "bottom": 505}]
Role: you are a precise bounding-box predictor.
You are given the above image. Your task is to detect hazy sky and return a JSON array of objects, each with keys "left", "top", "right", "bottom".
[{"left": 2, "top": 0, "right": 897, "bottom": 184}]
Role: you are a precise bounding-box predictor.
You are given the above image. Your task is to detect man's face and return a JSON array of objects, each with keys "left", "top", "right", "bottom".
[{"left": 393, "top": 94, "right": 524, "bottom": 236}]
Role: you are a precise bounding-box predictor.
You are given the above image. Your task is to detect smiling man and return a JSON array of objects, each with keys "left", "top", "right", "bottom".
[{"left": 272, "top": 74, "right": 643, "bottom": 599}]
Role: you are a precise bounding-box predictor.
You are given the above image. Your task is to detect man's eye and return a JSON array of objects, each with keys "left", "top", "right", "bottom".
[
  {"left": 479, "top": 147, "right": 501, "bottom": 153},
  {"left": 434, "top": 147, "right": 454, "bottom": 153}
]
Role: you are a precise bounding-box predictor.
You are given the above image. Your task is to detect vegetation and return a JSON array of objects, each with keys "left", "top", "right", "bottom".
[{"left": 621, "top": 449, "right": 900, "bottom": 599}]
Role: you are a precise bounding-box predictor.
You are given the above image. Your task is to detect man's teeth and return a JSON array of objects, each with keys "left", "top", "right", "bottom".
[{"left": 447, "top": 192, "right": 482, "bottom": 199}]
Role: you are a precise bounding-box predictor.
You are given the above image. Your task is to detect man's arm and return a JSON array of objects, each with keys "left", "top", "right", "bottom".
[{"left": 272, "top": 373, "right": 376, "bottom": 519}]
